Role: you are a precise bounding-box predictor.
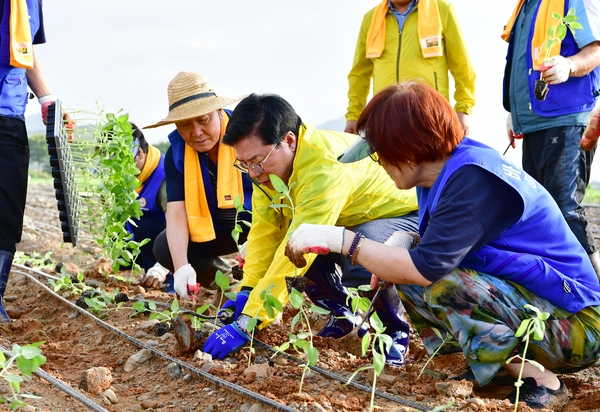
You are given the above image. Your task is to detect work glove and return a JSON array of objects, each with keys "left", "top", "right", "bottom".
[
  {"left": 173, "top": 264, "right": 200, "bottom": 300},
  {"left": 370, "top": 231, "right": 421, "bottom": 289},
  {"left": 285, "top": 224, "right": 345, "bottom": 268},
  {"left": 203, "top": 322, "right": 250, "bottom": 360},
  {"left": 218, "top": 289, "right": 250, "bottom": 324},
  {"left": 236, "top": 241, "right": 247, "bottom": 268},
  {"left": 140, "top": 262, "right": 170, "bottom": 289},
  {"left": 506, "top": 113, "right": 524, "bottom": 150},
  {"left": 40, "top": 94, "right": 76, "bottom": 140},
  {"left": 581, "top": 100, "right": 600, "bottom": 151},
  {"left": 540, "top": 55, "right": 571, "bottom": 85}
]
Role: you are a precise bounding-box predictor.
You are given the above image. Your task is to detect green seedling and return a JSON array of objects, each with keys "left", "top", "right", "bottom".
[
  {"left": 506, "top": 304, "right": 550, "bottom": 412},
  {"left": 48, "top": 271, "right": 90, "bottom": 295},
  {"left": 542, "top": 8, "right": 582, "bottom": 63},
  {"left": 244, "top": 285, "right": 283, "bottom": 368},
  {"left": 13, "top": 251, "right": 54, "bottom": 271},
  {"left": 417, "top": 327, "right": 452, "bottom": 379},
  {"left": 213, "top": 270, "right": 238, "bottom": 328},
  {"left": 272, "top": 287, "right": 329, "bottom": 394},
  {"left": 0, "top": 342, "right": 46, "bottom": 411},
  {"left": 345, "top": 312, "right": 392, "bottom": 412},
  {"left": 132, "top": 298, "right": 183, "bottom": 323}
]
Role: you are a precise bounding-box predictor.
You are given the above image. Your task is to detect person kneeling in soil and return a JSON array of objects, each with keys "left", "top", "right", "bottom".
[
  {"left": 121, "top": 123, "right": 171, "bottom": 287},
  {"left": 285, "top": 81, "right": 600, "bottom": 411},
  {"left": 203, "top": 93, "right": 419, "bottom": 366},
  {"left": 143, "top": 72, "right": 253, "bottom": 298}
]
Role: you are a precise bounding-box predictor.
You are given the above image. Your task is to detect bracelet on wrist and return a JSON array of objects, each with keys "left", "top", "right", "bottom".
[{"left": 346, "top": 232, "right": 365, "bottom": 265}]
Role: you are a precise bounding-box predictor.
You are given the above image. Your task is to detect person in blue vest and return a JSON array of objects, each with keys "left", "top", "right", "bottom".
[
  {"left": 144, "top": 72, "right": 252, "bottom": 298},
  {"left": 0, "top": 0, "right": 73, "bottom": 322},
  {"left": 502, "top": 0, "right": 600, "bottom": 277},
  {"left": 285, "top": 82, "right": 600, "bottom": 410},
  {"left": 121, "top": 123, "right": 171, "bottom": 289}
]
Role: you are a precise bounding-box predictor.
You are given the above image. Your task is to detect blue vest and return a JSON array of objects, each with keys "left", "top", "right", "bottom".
[
  {"left": 0, "top": 0, "right": 41, "bottom": 118},
  {"left": 418, "top": 138, "right": 600, "bottom": 313},
  {"left": 502, "top": 1, "right": 600, "bottom": 117},
  {"left": 167, "top": 109, "right": 253, "bottom": 230},
  {"left": 126, "top": 153, "right": 166, "bottom": 238}
]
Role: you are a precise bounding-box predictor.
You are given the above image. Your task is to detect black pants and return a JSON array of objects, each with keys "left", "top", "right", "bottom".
[
  {"left": 127, "top": 216, "right": 166, "bottom": 272},
  {"left": 522, "top": 125, "right": 596, "bottom": 254},
  {"left": 0, "top": 116, "right": 28, "bottom": 252}
]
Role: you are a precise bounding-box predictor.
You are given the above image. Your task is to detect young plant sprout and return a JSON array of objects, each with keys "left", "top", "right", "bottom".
[
  {"left": 535, "top": 8, "right": 583, "bottom": 100},
  {"left": 506, "top": 304, "right": 550, "bottom": 411}
]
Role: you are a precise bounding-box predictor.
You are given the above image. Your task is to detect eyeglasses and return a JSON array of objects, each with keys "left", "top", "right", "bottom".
[
  {"left": 233, "top": 144, "right": 277, "bottom": 174},
  {"left": 369, "top": 151, "right": 379, "bottom": 163}
]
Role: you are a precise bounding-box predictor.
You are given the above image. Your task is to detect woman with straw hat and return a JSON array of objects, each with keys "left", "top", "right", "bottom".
[{"left": 143, "top": 72, "right": 253, "bottom": 300}]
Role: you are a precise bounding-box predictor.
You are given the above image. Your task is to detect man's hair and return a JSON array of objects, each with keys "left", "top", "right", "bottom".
[
  {"left": 357, "top": 81, "right": 463, "bottom": 168},
  {"left": 131, "top": 122, "right": 149, "bottom": 154},
  {"left": 222, "top": 93, "right": 303, "bottom": 146}
]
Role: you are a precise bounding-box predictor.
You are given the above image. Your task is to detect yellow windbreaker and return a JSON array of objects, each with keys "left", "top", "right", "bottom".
[
  {"left": 346, "top": 0, "right": 476, "bottom": 121},
  {"left": 240, "top": 124, "right": 417, "bottom": 325}
]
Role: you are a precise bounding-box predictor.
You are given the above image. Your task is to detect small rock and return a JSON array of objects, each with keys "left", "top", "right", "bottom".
[
  {"left": 123, "top": 349, "right": 153, "bottom": 372},
  {"left": 101, "top": 388, "right": 119, "bottom": 404},
  {"left": 140, "top": 399, "right": 159, "bottom": 409},
  {"left": 435, "top": 380, "right": 473, "bottom": 398},
  {"left": 79, "top": 366, "right": 112, "bottom": 395},
  {"left": 244, "top": 363, "right": 271, "bottom": 379},
  {"left": 192, "top": 350, "right": 212, "bottom": 362},
  {"left": 168, "top": 362, "right": 182, "bottom": 380},
  {"left": 138, "top": 319, "right": 159, "bottom": 332}
]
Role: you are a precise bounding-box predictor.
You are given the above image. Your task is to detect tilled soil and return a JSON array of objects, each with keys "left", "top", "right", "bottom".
[{"left": 1, "top": 182, "right": 600, "bottom": 412}]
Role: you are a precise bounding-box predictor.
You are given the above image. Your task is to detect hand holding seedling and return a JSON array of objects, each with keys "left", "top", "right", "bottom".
[
  {"left": 173, "top": 264, "right": 199, "bottom": 300},
  {"left": 285, "top": 223, "right": 345, "bottom": 268},
  {"left": 581, "top": 100, "right": 600, "bottom": 151},
  {"left": 539, "top": 55, "right": 571, "bottom": 85}
]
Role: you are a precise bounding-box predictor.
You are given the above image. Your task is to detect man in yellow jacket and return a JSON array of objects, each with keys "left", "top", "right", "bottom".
[
  {"left": 345, "top": 0, "right": 476, "bottom": 135},
  {"left": 203, "top": 93, "right": 419, "bottom": 366}
]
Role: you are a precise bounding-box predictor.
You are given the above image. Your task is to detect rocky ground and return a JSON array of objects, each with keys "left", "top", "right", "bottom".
[{"left": 1, "top": 182, "right": 600, "bottom": 412}]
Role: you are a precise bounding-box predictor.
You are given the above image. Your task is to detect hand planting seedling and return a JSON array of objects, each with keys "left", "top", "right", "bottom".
[
  {"left": 272, "top": 287, "right": 329, "bottom": 394},
  {"left": 535, "top": 8, "right": 582, "bottom": 101},
  {"left": 506, "top": 304, "right": 550, "bottom": 411},
  {"left": 0, "top": 342, "right": 46, "bottom": 411}
]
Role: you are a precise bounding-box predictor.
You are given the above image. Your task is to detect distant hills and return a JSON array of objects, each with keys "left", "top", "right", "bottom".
[
  {"left": 317, "top": 116, "right": 345, "bottom": 132},
  {"left": 25, "top": 113, "right": 46, "bottom": 135}
]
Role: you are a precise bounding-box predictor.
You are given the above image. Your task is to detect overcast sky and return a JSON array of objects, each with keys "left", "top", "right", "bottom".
[{"left": 28, "top": 1, "right": 599, "bottom": 180}]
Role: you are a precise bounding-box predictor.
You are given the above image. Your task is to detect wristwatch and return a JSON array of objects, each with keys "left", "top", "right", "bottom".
[{"left": 236, "top": 314, "right": 253, "bottom": 333}]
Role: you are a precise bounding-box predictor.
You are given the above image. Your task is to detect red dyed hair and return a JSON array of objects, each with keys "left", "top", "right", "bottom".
[{"left": 356, "top": 81, "right": 463, "bottom": 167}]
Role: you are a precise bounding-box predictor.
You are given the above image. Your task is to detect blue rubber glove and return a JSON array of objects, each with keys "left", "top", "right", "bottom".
[
  {"left": 218, "top": 290, "right": 250, "bottom": 324},
  {"left": 203, "top": 323, "right": 250, "bottom": 359}
]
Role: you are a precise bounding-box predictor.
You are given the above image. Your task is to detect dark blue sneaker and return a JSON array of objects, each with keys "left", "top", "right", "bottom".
[{"left": 507, "top": 377, "right": 569, "bottom": 410}]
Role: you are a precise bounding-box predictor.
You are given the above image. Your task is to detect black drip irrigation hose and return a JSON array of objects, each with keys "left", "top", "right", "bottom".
[
  {"left": 14, "top": 264, "right": 432, "bottom": 411},
  {"left": 0, "top": 344, "right": 109, "bottom": 412},
  {"left": 15, "top": 267, "right": 300, "bottom": 412},
  {"left": 162, "top": 301, "right": 433, "bottom": 411}
]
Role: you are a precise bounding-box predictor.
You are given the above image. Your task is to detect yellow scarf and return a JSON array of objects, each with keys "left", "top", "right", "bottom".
[
  {"left": 135, "top": 145, "right": 161, "bottom": 194},
  {"left": 366, "top": 0, "right": 442, "bottom": 59},
  {"left": 184, "top": 113, "right": 244, "bottom": 243},
  {"left": 9, "top": 0, "right": 33, "bottom": 68},
  {"left": 501, "top": 0, "right": 565, "bottom": 70}
]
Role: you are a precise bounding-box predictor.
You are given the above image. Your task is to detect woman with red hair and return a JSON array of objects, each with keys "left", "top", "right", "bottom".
[{"left": 286, "top": 81, "right": 600, "bottom": 410}]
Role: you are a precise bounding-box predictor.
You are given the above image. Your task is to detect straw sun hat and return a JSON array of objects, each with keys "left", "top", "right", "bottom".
[{"left": 144, "top": 71, "right": 243, "bottom": 129}]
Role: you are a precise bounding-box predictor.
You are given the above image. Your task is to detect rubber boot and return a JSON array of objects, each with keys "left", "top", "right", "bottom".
[
  {"left": 193, "top": 256, "right": 232, "bottom": 289},
  {"left": 589, "top": 252, "right": 600, "bottom": 281},
  {"left": 304, "top": 260, "right": 369, "bottom": 339},
  {"left": 0, "top": 250, "right": 14, "bottom": 323},
  {"left": 361, "top": 285, "right": 410, "bottom": 367}
]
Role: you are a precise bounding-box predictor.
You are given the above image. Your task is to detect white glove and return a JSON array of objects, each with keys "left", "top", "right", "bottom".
[
  {"left": 140, "top": 262, "right": 170, "bottom": 289},
  {"left": 540, "top": 55, "right": 571, "bottom": 85},
  {"left": 582, "top": 100, "right": 600, "bottom": 151},
  {"left": 285, "top": 224, "right": 345, "bottom": 268},
  {"left": 236, "top": 241, "right": 247, "bottom": 268},
  {"left": 173, "top": 264, "right": 199, "bottom": 300}
]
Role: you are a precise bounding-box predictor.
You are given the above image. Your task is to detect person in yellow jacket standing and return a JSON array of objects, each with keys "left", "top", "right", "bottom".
[
  {"left": 203, "top": 93, "right": 419, "bottom": 367},
  {"left": 345, "top": 0, "right": 476, "bottom": 136}
]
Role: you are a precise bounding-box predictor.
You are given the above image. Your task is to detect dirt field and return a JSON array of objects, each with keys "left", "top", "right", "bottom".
[{"left": 1, "top": 182, "right": 600, "bottom": 412}]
